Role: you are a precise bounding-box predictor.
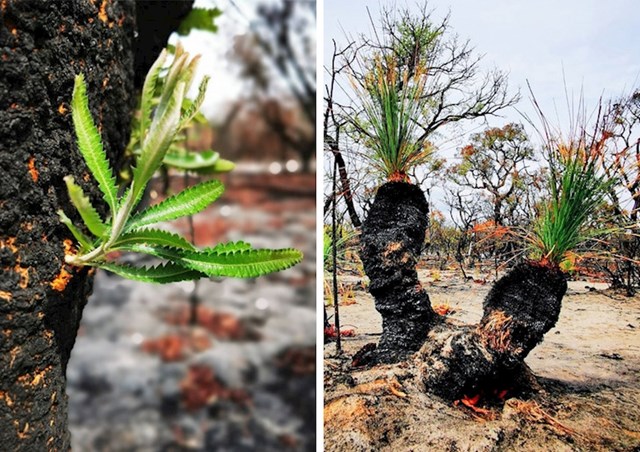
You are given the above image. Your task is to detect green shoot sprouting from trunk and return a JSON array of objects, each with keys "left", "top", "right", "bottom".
[{"left": 59, "top": 47, "right": 302, "bottom": 283}]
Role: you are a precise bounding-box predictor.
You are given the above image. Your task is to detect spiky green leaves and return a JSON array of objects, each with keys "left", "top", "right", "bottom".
[
  {"left": 352, "top": 56, "right": 432, "bottom": 181},
  {"left": 126, "top": 179, "right": 224, "bottom": 230},
  {"left": 118, "top": 243, "right": 303, "bottom": 278},
  {"left": 63, "top": 176, "right": 107, "bottom": 237},
  {"left": 60, "top": 48, "right": 302, "bottom": 283},
  {"left": 99, "top": 262, "right": 205, "bottom": 284},
  {"left": 71, "top": 74, "right": 119, "bottom": 214},
  {"left": 532, "top": 157, "right": 614, "bottom": 265}
]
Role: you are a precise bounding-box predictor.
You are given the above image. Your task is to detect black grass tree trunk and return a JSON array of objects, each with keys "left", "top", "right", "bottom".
[
  {"left": 0, "top": 1, "right": 191, "bottom": 449},
  {"left": 418, "top": 261, "right": 567, "bottom": 400},
  {"left": 360, "top": 181, "right": 437, "bottom": 363}
]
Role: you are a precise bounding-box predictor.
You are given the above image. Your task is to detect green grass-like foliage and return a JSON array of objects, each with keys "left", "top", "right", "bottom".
[
  {"left": 353, "top": 56, "right": 432, "bottom": 181},
  {"left": 59, "top": 49, "right": 302, "bottom": 283},
  {"left": 531, "top": 137, "right": 615, "bottom": 265},
  {"left": 323, "top": 226, "right": 357, "bottom": 273}
]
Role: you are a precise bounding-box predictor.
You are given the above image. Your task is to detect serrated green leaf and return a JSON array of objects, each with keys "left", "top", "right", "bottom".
[
  {"left": 140, "top": 49, "right": 167, "bottom": 141},
  {"left": 126, "top": 179, "right": 224, "bottom": 231},
  {"left": 112, "top": 228, "right": 195, "bottom": 251},
  {"left": 207, "top": 241, "right": 252, "bottom": 254},
  {"left": 152, "top": 52, "right": 188, "bottom": 130},
  {"left": 180, "top": 76, "right": 209, "bottom": 129},
  {"left": 58, "top": 209, "right": 93, "bottom": 250},
  {"left": 179, "top": 247, "right": 303, "bottom": 278},
  {"left": 99, "top": 262, "right": 205, "bottom": 284},
  {"left": 64, "top": 176, "right": 107, "bottom": 237},
  {"left": 72, "top": 74, "right": 118, "bottom": 213},
  {"left": 126, "top": 245, "right": 303, "bottom": 278},
  {"left": 181, "top": 54, "right": 201, "bottom": 94}
]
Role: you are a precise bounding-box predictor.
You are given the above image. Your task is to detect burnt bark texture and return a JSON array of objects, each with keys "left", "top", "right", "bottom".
[
  {"left": 418, "top": 262, "right": 567, "bottom": 400},
  {"left": 0, "top": 1, "right": 136, "bottom": 449},
  {"left": 360, "top": 181, "right": 436, "bottom": 363},
  {"left": 0, "top": 0, "right": 193, "bottom": 449}
]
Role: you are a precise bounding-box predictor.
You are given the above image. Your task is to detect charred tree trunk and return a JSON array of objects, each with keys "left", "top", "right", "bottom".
[
  {"left": 0, "top": 1, "right": 136, "bottom": 448},
  {"left": 0, "top": 1, "right": 191, "bottom": 449},
  {"left": 360, "top": 182, "right": 437, "bottom": 363},
  {"left": 418, "top": 261, "right": 567, "bottom": 400}
]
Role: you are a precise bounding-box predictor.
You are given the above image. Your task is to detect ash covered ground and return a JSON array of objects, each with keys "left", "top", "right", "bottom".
[{"left": 324, "top": 265, "right": 640, "bottom": 451}]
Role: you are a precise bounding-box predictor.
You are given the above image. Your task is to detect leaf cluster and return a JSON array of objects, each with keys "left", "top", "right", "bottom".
[
  {"left": 352, "top": 55, "right": 434, "bottom": 181},
  {"left": 60, "top": 48, "right": 302, "bottom": 283},
  {"left": 125, "top": 45, "right": 234, "bottom": 177},
  {"left": 530, "top": 127, "right": 616, "bottom": 266}
]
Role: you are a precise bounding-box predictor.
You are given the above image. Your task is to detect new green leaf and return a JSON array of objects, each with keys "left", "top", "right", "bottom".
[
  {"left": 64, "top": 176, "right": 107, "bottom": 237},
  {"left": 100, "top": 262, "right": 206, "bottom": 284},
  {"left": 126, "top": 179, "right": 224, "bottom": 231},
  {"left": 113, "top": 229, "right": 195, "bottom": 251},
  {"left": 58, "top": 209, "right": 93, "bottom": 250},
  {"left": 72, "top": 74, "right": 119, "bottom": 213}
]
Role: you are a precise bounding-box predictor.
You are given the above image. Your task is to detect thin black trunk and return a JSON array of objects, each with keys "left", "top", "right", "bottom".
[
  {"left": 332, "top": 158, "right": 341, "bottom": 353},
  {"left": 360, "top": 182, "right": 436, "bottom": 363}
]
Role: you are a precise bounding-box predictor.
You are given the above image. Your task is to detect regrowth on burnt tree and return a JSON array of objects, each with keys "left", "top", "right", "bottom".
[
  {"left": 419, "top": 102, "right": 622, "bottom": 401},
  {"left": 352, "top": 55, "right": 434, "bottom": 182},
  {"left": 346, "top": 4, "right": 515, "bottom": 363},
  {"left": 352, "top": 53, "right": 438, "bottom": 363},
  {"left": 60, "top": 49, "right": 302, "bottom": 282}
]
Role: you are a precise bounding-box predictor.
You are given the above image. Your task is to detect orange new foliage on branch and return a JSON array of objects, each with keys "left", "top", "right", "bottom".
[{"left": 471, "top": 220, "right": 510, "bottom": 238}]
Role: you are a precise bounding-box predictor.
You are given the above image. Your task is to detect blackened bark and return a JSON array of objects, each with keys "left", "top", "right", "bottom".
[
  {"left": 480, "top": 262, "right": 566, "bottom": 364},
  {"left": 360, "top": 182, "right": 436, "bottom": 363},
  {"left": 0, "top": 0, "right": 136, "bottom": 449},
  {"left": 326, "top": 141, "right": 361, "bottom": 228},
  {"left": 0, "top": 1, "right": 197, "bottom": 448},
  {"left": 418, "top": 262, "right": 567, "bottom": 400},
  {"left": 134, "top": 0, "right": 194, "bottom": 88}
]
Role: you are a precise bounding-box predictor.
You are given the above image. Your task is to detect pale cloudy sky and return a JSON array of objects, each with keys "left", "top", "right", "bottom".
[{"left": 324, "top": 0, "right": 640, "bottom": 152}]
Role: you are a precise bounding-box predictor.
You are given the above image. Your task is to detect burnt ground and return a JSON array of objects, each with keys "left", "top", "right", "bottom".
[
  {"left": 324, "top": 264, "right": 640, "bottom": 451},
  {"left": 66, "top": 171, "right": 316, "bottom": 451}
]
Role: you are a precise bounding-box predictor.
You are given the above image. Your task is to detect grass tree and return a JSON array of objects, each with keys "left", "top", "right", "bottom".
[
  {"left": 330, "top": 4, "right": 516, "bottom": 363},
  {"left": 353, "top": 56, "right": 439, "bottom": 363},
  {"left": 419, "top": 111, "right": 621, "bottom": 401}
]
